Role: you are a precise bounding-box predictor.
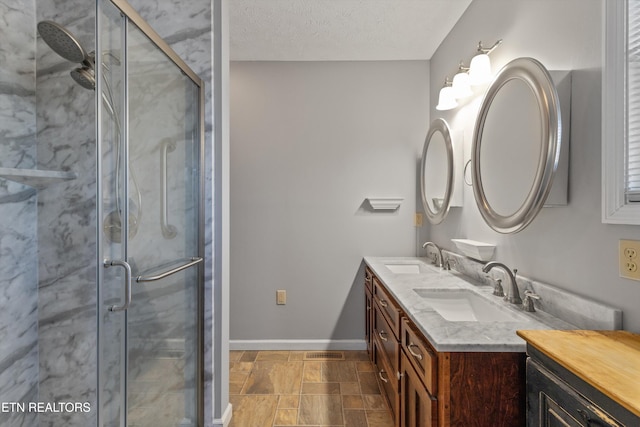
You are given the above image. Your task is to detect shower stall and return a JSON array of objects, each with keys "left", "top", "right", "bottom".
[{"left": 0, "top": 0, "right": 210, "bottom": 426}]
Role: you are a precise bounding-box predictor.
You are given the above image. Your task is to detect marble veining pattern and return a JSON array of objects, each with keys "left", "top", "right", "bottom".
[
  {"left": 126, "top": 0, "right": 216, "bottom": 424},
  {"left": 0, "top": 1, "right": 39, "bottom": 426},
  {"left": 364, "top": 255, "right": 621, "bottom": 353},
  {"left": 0, "top": 0, "right": 214, "bottom": 425},
  {"left": 35, "top": 0, "right": 98, "bottom": 425}
]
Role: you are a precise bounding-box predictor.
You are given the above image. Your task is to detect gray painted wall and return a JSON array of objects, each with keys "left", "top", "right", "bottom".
[
  {"left": 230, "top": 61, "right": 429, "bottom": 343},
  {"left": 427, "top": 0, "right": 640, "bottom": 333}
]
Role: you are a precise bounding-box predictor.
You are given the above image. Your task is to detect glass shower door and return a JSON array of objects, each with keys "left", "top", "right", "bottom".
[{"left": 98, "top": 1, "right": 203, "bottom": 426}]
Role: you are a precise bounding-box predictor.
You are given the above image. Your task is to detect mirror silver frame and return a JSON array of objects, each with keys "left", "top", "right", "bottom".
[
  {"left": 420, "top": 118, "right": 454, "bottom": 224},
  {"left": 472, "top": 57, "right": 561, "bottom": 234}
]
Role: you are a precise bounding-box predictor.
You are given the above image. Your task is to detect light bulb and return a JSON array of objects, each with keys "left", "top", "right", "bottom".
[
  {"left": 469, "top": 53, "right": 492, "bottom": 85},
  {"left": 436, "top": 86, "right": 457, "bottom": 111},
  {"left": 452, "top": 71, "right": 473, "bottom": 99}
]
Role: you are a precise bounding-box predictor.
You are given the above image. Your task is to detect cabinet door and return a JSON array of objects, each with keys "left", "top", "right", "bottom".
[
  {"left": 401, "top": 352, "right": 437, "bottom": 427},
  {"left": 365, "top": 287, "right": 373, "bottom": 360},
  {"left": 373, "top": 277, "right": 402, "bottom": 338},
  {"left": 374, "top": 301, "right": 400, "bottom": 374},
  {"left": 527, "top": 359, "right": 623, "bottom": 427},
  {"left": 374, "top": 335, "right": 399, "bottom": 424}
]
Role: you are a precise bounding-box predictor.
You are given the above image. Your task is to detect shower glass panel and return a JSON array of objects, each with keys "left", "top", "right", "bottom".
[{"left": 98, "top": 1, "right": 203, "bottom": 426}]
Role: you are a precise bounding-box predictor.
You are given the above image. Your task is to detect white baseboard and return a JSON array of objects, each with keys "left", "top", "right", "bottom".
[
  {"left": 229, "top": 339, "right": 367, "bottom": 351},
  {"left": 211, "top": 403, "right": 232, "bottom": 427}
]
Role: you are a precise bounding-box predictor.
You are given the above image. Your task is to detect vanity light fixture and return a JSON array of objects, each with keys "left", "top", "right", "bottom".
[
  {"left": 452, "top": 62, "right": 473, "bottom": 99},
  {"left": 435, "top": 78, "right": 458, "bottom": 111},
  {"left": 469, "top": 39, "right": 503, "bottom": 86}
]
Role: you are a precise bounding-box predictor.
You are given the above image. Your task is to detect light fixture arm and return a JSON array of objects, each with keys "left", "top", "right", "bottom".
[{"left": 477, "top": 39, "right": 503, "bottom": 55}]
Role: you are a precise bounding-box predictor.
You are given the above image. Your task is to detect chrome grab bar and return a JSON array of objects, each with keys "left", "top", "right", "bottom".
[
  {"left": 104, "top": 259, "right": 132, "bottom": 312},
  {"left": 136, "top": 256, "right": 202, "bottom": 283},
  {"left": 160, "top": 138, "right": 177, "bottom": 239}
]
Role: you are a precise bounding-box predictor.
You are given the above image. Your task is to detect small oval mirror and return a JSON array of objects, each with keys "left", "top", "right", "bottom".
[
  {"left": 472, "top": 57, "right": 561, "bottom": 233},
  {"left": 421, "top": 118, "right": 454, "bottom": 224}
]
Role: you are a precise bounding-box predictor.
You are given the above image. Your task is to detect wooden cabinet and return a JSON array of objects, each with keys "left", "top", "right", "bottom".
[
  {"left": 400, "top": 351, "right": 438, "bottom": 427},
  {"left": 366, "top": 268, "right": 526, "bottom": 427},
  {"left": 527, "top": 359, "right": 628, "bottom": 426},
  {"left": 373, "top": 276, "right": 402, "bottom": 337},
  {"left": 523, "top": 343, "right": 639, "bottom": 427},
  {"left": 372, "top": 275, "right": 403, "bottom": 426},
  {"left": 365, "top": 267, "right": 373, "bottom": 361}
]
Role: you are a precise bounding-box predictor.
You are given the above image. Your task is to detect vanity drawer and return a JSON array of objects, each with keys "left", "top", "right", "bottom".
[
  {"left": 365, "top": 267, "right": 373, "bottom": 293},
  {"left": 374, "top": 301, "right": 400, "bottom": 374},
  {"left": 374, "top": 333, "right": 399, "bottom": 423},
  {"left": 373, "top": 277, "right": 402, "bottom": 339},
  {"left": 365, "top": 286, "right": 373, "bottom": 360},
  {"left": 401, "top": 318, "right": 437, "bottom": 396}
]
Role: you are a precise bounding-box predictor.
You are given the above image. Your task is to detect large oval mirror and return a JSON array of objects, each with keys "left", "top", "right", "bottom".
[
  {"left": 472, "top": 57, "right": 561, "bottom": 233},
  {"left": 421, "top": 118, "right": 454, "bottom": 224}
]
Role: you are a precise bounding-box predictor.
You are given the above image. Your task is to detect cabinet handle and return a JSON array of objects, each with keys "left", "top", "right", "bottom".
[
  {"left": 408, "top": 343, "right": 424, "bottom": 360},
  {"left": 379, "top": 299, "right": 388, "bottom": 308},
  {"left": 378, "top": 370, "right": 389, "bottom": 383},
  {"left": 378, "top": 330, "right": 388, "bottom": 342},
  {"left": 576, "top": 409, "right": 591, "bottom": 423},
  {"left": 365, "top": 272, "right": 372, "bottom": 281},
  {"left": 366, "top": 304, "right": 371, "bottom": 311}
]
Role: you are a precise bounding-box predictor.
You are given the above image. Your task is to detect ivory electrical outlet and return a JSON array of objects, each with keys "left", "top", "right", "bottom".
[
  {"left": 414, "top": 213, "right": 423, "bottom": 227},
  {"left": 619, "top": 239, "right": 640, "bottom": 280},
  {"left": 276, "top": 290, "right": 287, "bottom": 305}
]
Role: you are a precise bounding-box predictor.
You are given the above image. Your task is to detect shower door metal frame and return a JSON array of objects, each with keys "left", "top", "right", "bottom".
[{"left": 96, "top": 0, "right": 206, "bottom": 425}]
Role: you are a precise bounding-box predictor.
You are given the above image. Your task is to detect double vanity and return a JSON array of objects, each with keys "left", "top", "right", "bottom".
[{"left": 363, "top": 255, "right": 637, "bottom": 427}]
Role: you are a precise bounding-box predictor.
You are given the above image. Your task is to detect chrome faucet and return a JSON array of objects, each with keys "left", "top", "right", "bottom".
[
  {"left": 422, "top": 241, "right": 444, "bottom": 268},
  {"left": 482, "top": 262, "right": 522, "bottom": 305}
]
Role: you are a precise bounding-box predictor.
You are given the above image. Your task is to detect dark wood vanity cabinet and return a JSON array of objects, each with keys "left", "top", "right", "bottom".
[
  {"left": 365, "top": 267, "right": 374, "bottom": 361},
  {"left": 372, "top": 274, "right": 403, "bottom": 426},
  {"left": 525, "top": 346, "right": 639, "bottom": 427},
  {"left": 366, "top": 268, "right": 527, "bottom": 427}
]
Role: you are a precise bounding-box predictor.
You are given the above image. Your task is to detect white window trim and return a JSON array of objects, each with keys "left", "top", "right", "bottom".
[{"left": 602, "top": 0, "right": 640, "bottom": 224}]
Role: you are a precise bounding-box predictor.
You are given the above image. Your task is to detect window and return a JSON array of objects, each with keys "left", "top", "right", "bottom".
[{"left": 603, "top": 0, "right": 640, "bottom": 223}]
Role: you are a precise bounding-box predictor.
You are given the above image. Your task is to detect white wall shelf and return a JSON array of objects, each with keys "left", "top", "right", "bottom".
[
  {"left": 0, "top": 167, "right": 77, "bottom": 189},
  {"left": 366, "top": 197, "right": 403, "bottom": 210}
]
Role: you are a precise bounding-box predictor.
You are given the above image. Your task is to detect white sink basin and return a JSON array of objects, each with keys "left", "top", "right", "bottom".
[
  {"left": 385, "top": 264, "right": 421, "bottom": 274},
  {"left": 413, "top": 289, "right": 527, "bottom": 322}
]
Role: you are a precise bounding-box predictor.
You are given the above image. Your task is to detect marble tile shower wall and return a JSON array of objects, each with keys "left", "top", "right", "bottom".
[
  {"left": 36, "top": 0, "right": 98, "bottom": 425},
  {"left": 1, "top": 0, "right": 213, "bottom": 425},
  {"left": 0, "top": 2, "right": 39, "bottom": 426},
  {"left": 127, "top": 0, "right": 215, "bottom": 423}
]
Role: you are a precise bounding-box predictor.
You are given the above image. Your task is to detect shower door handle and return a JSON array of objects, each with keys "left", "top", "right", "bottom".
[
  {"left": 160, "top": 138, "right": 177, "bottom": 239},
  {"left": 104, "top": 259, "right": 132, "bottom": 312}
]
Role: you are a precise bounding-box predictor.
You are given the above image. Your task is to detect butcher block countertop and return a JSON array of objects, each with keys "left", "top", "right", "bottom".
[{"left": 517, "top": 329, "right": 640, "bottom": 418}]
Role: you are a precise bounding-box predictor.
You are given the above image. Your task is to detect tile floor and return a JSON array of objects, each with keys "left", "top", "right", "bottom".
[{"left": 229, "top": 350, "right": 394, "bottom": 427}]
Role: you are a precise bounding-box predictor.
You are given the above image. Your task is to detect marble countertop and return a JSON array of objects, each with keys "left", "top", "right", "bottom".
[{"left": 364, "top": 256, "right": 577, "bottom": 353}]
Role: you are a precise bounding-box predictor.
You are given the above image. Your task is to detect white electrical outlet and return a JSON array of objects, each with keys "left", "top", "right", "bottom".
[{"left": 619, "top": 240, "right": 640, "bottom": 280}]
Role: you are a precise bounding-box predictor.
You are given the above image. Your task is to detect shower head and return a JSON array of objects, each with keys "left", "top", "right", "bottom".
[
  {"left": 37, "top": 20, "right": 90, "bottom": 64},
  {"left": 70, "top": 66, "right": 95, "bottom": 90}
]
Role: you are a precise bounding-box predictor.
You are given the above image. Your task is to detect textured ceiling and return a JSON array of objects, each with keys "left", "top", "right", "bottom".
[{"left": 229, "top": 0, "right": 473, "bottom": 61}]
